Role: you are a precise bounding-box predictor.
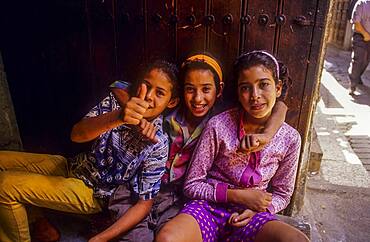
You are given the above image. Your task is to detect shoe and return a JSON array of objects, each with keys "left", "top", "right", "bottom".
[
  {"left": 349, "top": 86, "right": 356, "bottom": 95},
  {"left": 31, "top": 217, "right": 60, "bottom": 242}
]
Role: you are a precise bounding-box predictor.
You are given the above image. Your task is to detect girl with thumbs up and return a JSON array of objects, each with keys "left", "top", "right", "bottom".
[{"left": 0, "top": 60, "right": 180, "bottom": 242}]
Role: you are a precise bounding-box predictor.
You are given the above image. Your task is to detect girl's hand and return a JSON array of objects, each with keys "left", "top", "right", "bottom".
[
  {"left": 234, "top": 189, "right": 272, "bottom": 212},
  {"left": 239, "top": 133, "right": 271, "bottom": 153},
  {"left": 228, "top": 209, "right": 257, "bottom": 227},
  {"left": 139, "top": 119, "right": 158, "bottom": 143},
  {"left": 121, "top": 84, "right": 149, "bottom": 125}
]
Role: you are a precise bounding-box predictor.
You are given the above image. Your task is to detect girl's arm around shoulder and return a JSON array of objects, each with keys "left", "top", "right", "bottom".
[
  {"left": 110, "top": 80, "right": 131, "bottom": 107},
  {"left": 239, "top": 101, "right": 287, "bottom": 153},
  {"left": 264, "top": 101, "right": 287, "bottom": 140}
]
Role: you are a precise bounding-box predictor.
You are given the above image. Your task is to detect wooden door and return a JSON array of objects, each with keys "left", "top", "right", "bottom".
[
  {"left": 208, "top": 0, "right": 242, "bottom": 84},
  {"left": 277, "top": 1, "right": 317, "bottom": 130},
  {"left": 146, "top": 0, "right": 177, "bottom": 62},
  {"left": 2, "top": 0, "right": 330, "bottom": 212},
  {"left": 88, "top": 0, "right": 116, "bottom": 95},
  {"left": 243, "top": 0, "right": 279, "bottom": 53},
  {"left": 176, "top": 1, "right": 208, "bottom": 62},
  {"left": 116, "top": 0, "right": 145, "bottom": 81}
]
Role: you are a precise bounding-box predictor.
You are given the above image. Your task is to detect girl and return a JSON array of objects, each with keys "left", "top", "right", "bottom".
[
  {"left": 109, "top": 54, "right": 288, "bottom": 241},
  {"left": 0, "top": 60, "right": 179, "bottom": 242},
  {"left": 156, "top": 51, "right": 309, "bottom": 242}
]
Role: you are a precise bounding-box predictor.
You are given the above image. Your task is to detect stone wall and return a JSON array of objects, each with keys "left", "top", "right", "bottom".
[
  {"left": 0, "top": 52, "right": 22, "bottom": 150},
  {"left": 327, "top": 0, "right": 353, "bottom": 50}
]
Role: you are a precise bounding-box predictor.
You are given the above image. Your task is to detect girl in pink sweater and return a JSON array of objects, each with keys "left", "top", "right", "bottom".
[{"left": 157, "top": 51, "right": 309, "bottom": 242}]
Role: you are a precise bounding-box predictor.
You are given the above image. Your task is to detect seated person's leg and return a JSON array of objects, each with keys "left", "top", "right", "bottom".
[
  {"left": 150, "top": 186, "right": 183, "bottom": 235},
  {"left": 0, "top": 151, "right": 70, "bottom": 241},
  {"left": 0, "top": 171, "right": 102, "bottom": 242},
  {"left": 153, "top": 201, "right": 182, "bottom": 235},
  {"left": 108, "top": 184, "right": 153, "bottom": 242},
  {"left": 0, "top": 151, "right": 68, "bottom": 176},
  {"left": 156, "top": 200, "right": 218, "bottom": 242},
  {"left": 155, "top": 214, "right": 202, "bottom": 242},
  {"left": 255, "top": 220, "right": 310, "bottom": 242}
]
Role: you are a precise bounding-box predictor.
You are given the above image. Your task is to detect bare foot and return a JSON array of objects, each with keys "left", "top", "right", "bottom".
[{"left": 31, "top": 217, "right": 60, "bottom": 242}]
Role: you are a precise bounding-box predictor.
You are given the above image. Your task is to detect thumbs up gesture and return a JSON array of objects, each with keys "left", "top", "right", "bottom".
[
  {"left": 121, "top": 84, "right": 158, "bottom": 143},
  {"left": 121, "top": 84, "right": 149, "bottom": 126}
]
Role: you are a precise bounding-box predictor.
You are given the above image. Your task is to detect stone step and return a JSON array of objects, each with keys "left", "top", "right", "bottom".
[
  {"left": 309, "top": 128, "right": 323, "bottom": 173},
  {"left": 352, "top": 147, "right": 370, "bottom": 154},
  {"left": 347, "top": 135, "right": 370, "bottom": 140},
  {"left": 351, "top": 143, "right": 370, "bottom": 148},
  {"left": 361, "top": 159, "right": 370, "bottom": 165},
  {"left": 353, "top": 148, "right": 370, "bottom": 153},
  {"left": 349, "top": 139, "right": 370, "bottom": 144},
  {"left": 364, "top": 164, "right": 370, "bottom": 171},
  {"left": 358, "top": 153, "right": 370, "bottom": 159}
]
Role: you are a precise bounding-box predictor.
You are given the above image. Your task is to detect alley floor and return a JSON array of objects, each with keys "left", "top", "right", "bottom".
[{"left": 297, "top": 44, "right": 370, "bottom": 242}]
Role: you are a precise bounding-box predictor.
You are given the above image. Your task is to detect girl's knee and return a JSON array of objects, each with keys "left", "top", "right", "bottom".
[
  {"left": 256, "top": 220, "right": 310, "bottom": 242},
  {"left": 155, "top": 214, "right": 202, "bottom": 242},
  {"left": 155, "top": 227, "right": 177, "bottom": 242},
  {"left": 280, "top": 226, "right": 310, "bottom": 242}
]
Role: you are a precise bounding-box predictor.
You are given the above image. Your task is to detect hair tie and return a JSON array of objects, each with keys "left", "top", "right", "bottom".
[
  {"left": 243, "top": 50, "right": 279, "bottom": 79},
  {"left": 182, "top": 54, "right": 223, "bottom": 84}
]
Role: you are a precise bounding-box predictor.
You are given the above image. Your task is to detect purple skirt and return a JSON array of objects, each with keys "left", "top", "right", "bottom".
[{"left": 181, "top": 200, "right": 277, "bottom": 242}]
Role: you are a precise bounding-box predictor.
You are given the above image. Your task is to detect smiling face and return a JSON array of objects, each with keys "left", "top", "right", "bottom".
[
  {"left": 238, "top": 65, "right": 282, "bottom": 123},
  {"left": 139, "top": 68, "right": 178, "bottom": 120},
  {"left": 183, "top": 69, "right": 218, "bottom": 119}
]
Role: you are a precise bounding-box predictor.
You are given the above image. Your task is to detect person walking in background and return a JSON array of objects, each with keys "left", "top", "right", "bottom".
[{"left": 348, "top": 0, "right": 370, "bottom": 95}]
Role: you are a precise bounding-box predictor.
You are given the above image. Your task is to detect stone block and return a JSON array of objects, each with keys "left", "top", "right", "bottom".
[
  {"left": 351, "top": 143, "right": 370, "bottom": 148},
  {"left": 358, "top": 153, "right": 370, "bottom": 159},
  {"left": 353, "top": 148, "right": 370, "bottom": 153},
  {"left": 309, "top": 129, "right": 323, "bottom": 173},
  {"left": 0, "top": 52, "right": 22, "bottom": 150}
]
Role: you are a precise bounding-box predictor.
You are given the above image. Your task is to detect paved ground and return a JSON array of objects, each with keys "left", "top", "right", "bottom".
[
  {"left": 296, "top": 44, "right": 370, "bottom": 242},
  {"left": 324, "top": 46, "right": 370, "bottom": 176}
]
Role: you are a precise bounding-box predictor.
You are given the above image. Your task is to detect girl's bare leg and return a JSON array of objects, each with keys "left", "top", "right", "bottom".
[
  {"left": 255, "top": 220, "right": 310, "bottom": 242},
  {"left": 155, "top": 213, "right": 202, "bottom": 242}
]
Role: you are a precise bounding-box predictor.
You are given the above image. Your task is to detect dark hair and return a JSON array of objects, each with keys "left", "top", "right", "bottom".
[
  {"left": 233, "top": 51, "right": 292, "bottom": 100},
  {"left": 131, "top": 60, "right": 180, "bottom": 99},
  {"left": 180, "top": 56, "right": 222, "bottom": 95}
]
